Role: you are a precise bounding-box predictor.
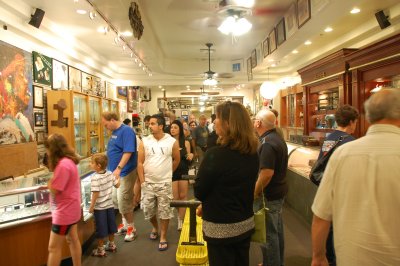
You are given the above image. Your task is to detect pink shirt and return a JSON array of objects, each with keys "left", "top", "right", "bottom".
[{"left": 50, "top": 158, "right": 81, "bottom": 225}]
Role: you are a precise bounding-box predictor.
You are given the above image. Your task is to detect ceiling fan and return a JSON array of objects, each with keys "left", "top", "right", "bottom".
[{"left": 203, "top": 43, "right": 218, "bottom": 86}]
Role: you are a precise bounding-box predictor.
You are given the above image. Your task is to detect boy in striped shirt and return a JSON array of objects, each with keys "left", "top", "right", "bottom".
[{"left": 89, "top": 153, "right": 120, "bottom": 257}]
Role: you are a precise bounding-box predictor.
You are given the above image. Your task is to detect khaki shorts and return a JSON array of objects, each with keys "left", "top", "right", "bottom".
[
  {"left": 112, "top": 169, "right": 137, "bottom": 214},
  {"left": 141, "top": 182, "right": 174, "bottom": 220}
]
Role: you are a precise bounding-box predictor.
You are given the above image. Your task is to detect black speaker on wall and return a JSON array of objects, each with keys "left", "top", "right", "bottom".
[
  {"left": 375, "top": 10, "right": 391, "bottom": 29},
  {"left": 28, "top": 8, "right": 45, "bottom": 28}
]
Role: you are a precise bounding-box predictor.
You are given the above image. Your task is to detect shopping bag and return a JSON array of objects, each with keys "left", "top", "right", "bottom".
[{"left": 251, "top": 192, "right": 267, "bottom": 243}]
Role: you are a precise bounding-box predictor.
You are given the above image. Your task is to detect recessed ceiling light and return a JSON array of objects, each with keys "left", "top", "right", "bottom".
[
  {"left": 271, "top": 63, "right": 277, "bottom": 67},
  {"left": 161, "top": 88, "right": 165, "bottom": 91},
  {"left": 76, "top": 9, "right": 87, "bottom": 15},
  {"left": 121, "top": 31, "right": 133, "bottom": 37},
  {"left": 267, "top": 59, "right": 274, "bottom": 62},
  {"left": 158, "top": 85, "right": 162, "bottom": 89},
  {"left": 304, "top": 40, "right": 312, "bottom": 45},
  {"left": 324, "top": 27, "right": 333, "bottom": 32},
  {"left": 292, "top": 50, "right": 299, "bottom": 54},
  {"left": 350, "top": 8, "right": 360, "bottom": 14}
]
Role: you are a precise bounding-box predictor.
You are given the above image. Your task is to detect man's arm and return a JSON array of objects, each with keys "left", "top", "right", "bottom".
[
  {"left": 254, "top": 168, "right": 274, "bottom": 198},
  {"left": 112, "top": 152, "right": 132, "bottom": 178},
  {"left": 311, "top": 215, "right": 330, "bottom": 266},
  {"left": 171, "top": 140, "right": 180, "bottom": 172},
  {"left": 137, "top": 141, "right": 145, "bottom": 184}
]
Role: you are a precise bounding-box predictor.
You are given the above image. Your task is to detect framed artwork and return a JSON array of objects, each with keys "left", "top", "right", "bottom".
[
  {"left": 231, "top": 59, "right": 244, "bottom": 73},
  {"left": 262, "top": 37, "right": 269, "bottom": 58},
  {"left": 285, "top": 3, "right": 298, "bottom": 38},
  {"left": 34, "top": 112, "right": 44, "bottom": 127},
  {"left": 297, "top": 0, "right": 311, "bottom": 28},
  {"left": 251, "top": 49, "right": 257, "bottom": 69},
  {"left": 81, "top": 72, "right": 91, "bottom": 93},
  {"left": 33, "top": 85, "right": 44, "bottom": 108},
  {"left": 127, "top": 86, "right": 139, "bottom": 113},
  {"left": 105, "top": 81, "right": 116, "bottom": 99},
  {"left": 52, "top": 59, "right": 68, "bottom": 90},
  {"left": 269, "top": 28, "right": 277, "bottom": 54},
  {"left": 68, "top": 66, "right": 82, "bottom": 92},
  {"left": 276, "top": 18, "right": 286, "bottom": 46},
  {"left": 117, "top": 86, "right": 127, "bottom": 99},
  {"left": 247, "top": 57, "right": 253, "bottom": 81},
  {"left": 33, "top": 51, "right": 52, "bottom": 86},
  {"left": 35, "top": 130, "right": 46, "bottom": 144},
  {"left": 139, "top": 87, "right": 151, "bottom": 102}
]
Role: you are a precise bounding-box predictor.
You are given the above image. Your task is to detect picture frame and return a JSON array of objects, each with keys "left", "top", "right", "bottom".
[
  {"left": 276, "top": 18, "right": 286, "bottom": 46},
  {"left": 285, "top": 2, "right": 298, "bottom": 38},
  {"left": 251, "top": 49, "right": 257, "bottom": 69},
  {"left": 68, "top": 66, "right": 82, "bottom": 92},
  {"left": 35, "top": 130, "right": 46, "bottom": 144},
  {"left": 33, "top": 85, "right": 44, "bottom": 109},
  {"left": 247, "top": 57, "right": 253, "bottom": 81},
  {"left": 33, "top": 51, "right": 52, "bottom": 86},
  {"left": 262, "top": 37, "right": 269, "bottom": 58},
  {"left": 127, "top": 86, "right": 138, "bottom": 113},
  {"left": 139, "top": 87, "right": 152, "bottom": 102},
  {"left": 297, "top": 0, "right": 311, "bottom": 28},
  {"left": 268, "top": 28, "right": 277, "bottom": 54},
  {"left": 81, "top": 72, "right": 91, "bottom": 93},
  {"left": 52, "top": 59, "right": 69, "bottom": 90},
  {"left": 34, "top": 112, "right": 44, "bottom": 127},
  {"left": 117, "top": 86, "right": 127, "bottom": 99}
]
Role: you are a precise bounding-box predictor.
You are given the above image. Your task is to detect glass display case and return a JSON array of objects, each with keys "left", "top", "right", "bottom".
[
  {"left": 111, "top": 101, "right": 118, "bottom": 112},
  {"left": 88, "top": 97, "right": 101, "bottom": 155},
  {"left": 287, "top": 143, "right": 320, "bottom": 178},
  {"left": 0, "top": 157, "right": 93, "bottom": 228},
  {"left": 101, "top": 99, "right": 111, "bottom": 151},
  {"left": 73, "top": 93, "right": 88, "bottom": 157}
]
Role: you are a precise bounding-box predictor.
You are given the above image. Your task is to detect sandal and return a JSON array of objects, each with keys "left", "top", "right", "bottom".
[
  {"left": 158, "top": 241, "right": 168, "bottom": 251},
  {"left": 149, "top": 231, "right": 158, "bottom": 240}
]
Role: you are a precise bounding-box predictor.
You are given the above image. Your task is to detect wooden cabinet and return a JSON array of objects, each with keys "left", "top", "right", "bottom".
[
  {"left": 280, "top": 84, "right": 304, "bottom": 143},
  {"left": 298, "top": 49, "right": 357, "bottom": 143},
  {"left": 47, "top": 90, "right": 119, "bottom": 157}
]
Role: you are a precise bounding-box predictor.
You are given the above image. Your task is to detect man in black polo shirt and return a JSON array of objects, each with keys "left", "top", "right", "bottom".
[{"left": 253, "top": 109, "right": 288, "bottom": 266}]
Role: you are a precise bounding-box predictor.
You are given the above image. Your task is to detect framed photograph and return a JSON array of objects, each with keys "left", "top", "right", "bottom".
[
  {"left": 35, "top": 130, "right": 46, "bottom": 144},
  {"left": 251, "top": 49, "right": 257, "bottom": 69},
  {"left": 276, "top": 18, "right": 286, "bottom": 46},
  {"left": 285, "top": 3, "right": 298, "bottom": 38},
  {"left": 34, "top": 112, "right": 44, "bottom": 127},
  {"left": 140, "top": 87, "right": 152, "bottom": 102},
  {"left": 297, "top": 0, "right": 311, "bottom": 28},
  {"left": 33, "top": 51, "right": 52, "bottom": 86},
  {"left": 247, "top": 57, "right": 253, "bottom": 81},
  {"left": 52, "top": 59, "right": 68, "bottom": 90},
  {"left": 127, "top": 86, "right": 139, "bottom": 113},
  {"left": 117, "top": 86, "right": 127, "bottom": 99},
  {"left": 231, "top": 59, "right": 244, "bottom": 73},
  {"left": 263, "top": 37, "right": 269, "bottom": 58},
  {"left": 181, "top": 110, "right": 188, "bottom": 116},
  {"left": 81, "top": 72, "right": 91, "bottom": 93},
  {"left": 33, "top": 85, "right": 44, "bottom": 108},
  {"left": 68, "top": 66, "right": 82, "bottom": 92},
  {"left": 105, "top": 81, "right": 116, "bottom": 99},
  {"left": 269, "top": 28, "right": 277, "bottom": 54}
]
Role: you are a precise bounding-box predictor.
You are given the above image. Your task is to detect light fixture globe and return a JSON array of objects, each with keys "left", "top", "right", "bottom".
[{"left": 260, "top": 81, "right": 279, "bottom": 99}]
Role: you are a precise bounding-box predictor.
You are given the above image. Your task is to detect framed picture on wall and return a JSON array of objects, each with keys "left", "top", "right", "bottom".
[
  {"left": 251, "top": 49, "right": 257, "bottom": 69},
  {"left": 263, "top": 37, "right": 269, "bottom": 58},
  {"left": 297, "top": 0, "right": 311, "bottom": 28},
  {"left": 68, "top": 66, "right": 82, "bottom": 92},
  {"left": 52, "top": 59, "right": 69, "bottom": 90},
  {"left": 276, "top": 18, "right": 286, "bottom": 46},
  {"left": 269, "top": 28, "right": 277, "bottom": 54},
  {"left": 34, "top": 112, "right": 44, "bottom": 127},
  {"left": 284, "top": 2, "right": 298, "bottom": 38},
  {"left": 33, "top": 85, "right": 44, "bottom": 108},
  {"left": 33, "top": 51, "right": 52, "bottom": 86},
  {"left": 117, "top": 86, "right": 127, "bottom": 99},
  {"left": 247, "top": 57, "right": 253, "bottom": 81},
  {"left": 35, "top": 130, "right": 46, "bottom": 144}
]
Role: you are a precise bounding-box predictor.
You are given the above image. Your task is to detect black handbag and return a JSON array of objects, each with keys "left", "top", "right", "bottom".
[{"left": 309, "top": 135, "right": 349, "bottom": 186}]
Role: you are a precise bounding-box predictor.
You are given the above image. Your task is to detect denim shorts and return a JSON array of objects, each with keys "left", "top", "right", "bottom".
[{"left": 93, "top": 208, "right": 118, "bottom": 238}]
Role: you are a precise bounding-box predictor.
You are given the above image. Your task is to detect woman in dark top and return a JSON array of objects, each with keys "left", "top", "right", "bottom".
[
  {"left": 169, "top": 120, "right": 193, "bottom": 230},
  {"left": 194, "top": 101, "right": 259, "bottom": 266}
]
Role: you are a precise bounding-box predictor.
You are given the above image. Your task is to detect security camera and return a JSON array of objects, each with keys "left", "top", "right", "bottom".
[{"left": 3, "top": 24, "right": 7, "bottom": 30}]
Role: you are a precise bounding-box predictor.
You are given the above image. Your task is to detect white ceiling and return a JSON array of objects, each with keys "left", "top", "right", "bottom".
[{"left": 1, "top": 0, "right": 400, "bottom": 94}]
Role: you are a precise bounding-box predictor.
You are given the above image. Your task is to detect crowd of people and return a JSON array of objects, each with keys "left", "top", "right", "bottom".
[{"left": 43, "top": 88, "right": 400, "bottom": 266}]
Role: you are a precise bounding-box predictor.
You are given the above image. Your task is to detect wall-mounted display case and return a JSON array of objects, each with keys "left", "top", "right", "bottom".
[
  {"left": 281, "top": 84, "right": 304, "bottom": 143},
  {"left": 88, "top": 96, "right": 101, "bottom": 155}
]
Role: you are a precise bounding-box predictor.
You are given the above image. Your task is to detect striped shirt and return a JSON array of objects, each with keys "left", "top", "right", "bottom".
[{"left": 91, "top": 171, "right": 117, "bottom": 210}]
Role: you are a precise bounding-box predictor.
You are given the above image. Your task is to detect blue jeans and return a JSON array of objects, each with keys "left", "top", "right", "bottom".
[{"left": 255, "top": 197, "right": 285, "bottom": 266}]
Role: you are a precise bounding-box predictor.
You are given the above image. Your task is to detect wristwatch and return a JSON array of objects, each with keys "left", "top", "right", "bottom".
[{"left": 117, "top": 165, "right": 123, "bottom": 170}]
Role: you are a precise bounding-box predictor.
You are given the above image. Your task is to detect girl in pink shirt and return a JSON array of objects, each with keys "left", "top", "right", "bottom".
[{"left": 45, "top": 134, "right": 82, "bottom": 266}]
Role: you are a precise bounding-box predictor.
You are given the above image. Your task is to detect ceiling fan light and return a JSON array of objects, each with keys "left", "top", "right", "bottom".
[
  {"left": 203, "top": 78, "right": 218, "bottom": 86},
  {"left": 233, "top": 18, "right": 252, "bottom": 36},
  {"left": 218, "top": 16, "right": 235, "bottom": 35}
]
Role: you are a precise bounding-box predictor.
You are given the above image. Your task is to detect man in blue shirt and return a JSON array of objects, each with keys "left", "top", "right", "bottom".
[{"left": 101, "top": 111, "right": 138, "bottom": 242}]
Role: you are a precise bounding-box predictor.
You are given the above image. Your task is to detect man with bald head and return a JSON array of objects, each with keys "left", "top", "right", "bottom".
[
  {"left": 253, "top": 109, "right": 288, "bottom": 266},
  {"left": 311, "top": 89, "right": 400, "bottom": 266}
]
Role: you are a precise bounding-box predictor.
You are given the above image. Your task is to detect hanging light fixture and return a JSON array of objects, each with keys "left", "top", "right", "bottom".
[
  {"left": 218, "top": 9, "right": 252, "bottom": 36},
  {"left": 260, "top": 68, "right": 279, "bottom": 99},
  {"left": 203, "top": 43, "right": 218, "bottom": 86}
]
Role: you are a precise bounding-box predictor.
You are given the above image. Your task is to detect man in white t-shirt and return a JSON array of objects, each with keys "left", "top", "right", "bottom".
[
  {"left": 311, "top": 89, "right": 400, "bottom": 266},
  {"left": 137, "top": 114, "right": 180, "bottom": 252}
]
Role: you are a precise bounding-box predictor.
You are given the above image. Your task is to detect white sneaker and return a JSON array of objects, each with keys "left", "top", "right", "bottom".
[
  {"left": 124, "top": 226, "right": 137, "bottom": 242},
  {"left": 115, "top": 223, "right": 127, "bottom": 235}
]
